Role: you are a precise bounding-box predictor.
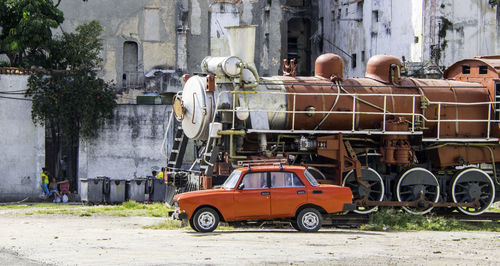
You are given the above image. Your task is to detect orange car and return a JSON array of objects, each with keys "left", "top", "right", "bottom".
[{"left": 172, "top": 165, "right": 354, "bottom": 232}]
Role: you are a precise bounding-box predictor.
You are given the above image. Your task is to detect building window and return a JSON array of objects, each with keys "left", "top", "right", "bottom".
[
  {"left": 372, "top": 10, "right": 379, "bottom": 22},
  {"left": 479, "top": 65, "right": 488, "bottom": 75},
  {"left": 361, "top": 51, "right": 365, "bottom": 62},
  {"left": 462, "top": 65, "right": 470, "bottom": 74},
  {"left": 351, "top": 53, "right": 357, "bottom": 69}
]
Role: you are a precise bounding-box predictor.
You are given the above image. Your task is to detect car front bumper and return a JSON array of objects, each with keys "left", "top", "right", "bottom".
[
  {"left": 342, "top": 203, "right": 356, "bottom": 212},
  {"left": 171, "top": 211, "right": 188, "bottom": 220}
]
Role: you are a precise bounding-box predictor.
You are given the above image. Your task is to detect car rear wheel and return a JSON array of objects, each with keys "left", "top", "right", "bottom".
[
  {"left": 296, "top": 208, "right": 322, "bottom": 232},
  {"left": 192, "top": 207, "right": 219, "bottom": 232}
]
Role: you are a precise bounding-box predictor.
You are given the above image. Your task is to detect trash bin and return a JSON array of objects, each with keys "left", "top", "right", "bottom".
[
  {"left": 80, "top": 177, "right": 104, "bottom": 204},
  {"left": 126, "top": 178, "right": 147, "bottom": 202},
  {"left": 148, "top": 177, "right": 167, "bottom": 202},
  {"left": 107, "top": 179, "right": 126, "bottom": 204}
]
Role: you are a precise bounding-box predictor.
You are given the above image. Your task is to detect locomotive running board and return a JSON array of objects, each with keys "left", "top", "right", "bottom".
[{"left": 247, "top": 129, "right": 423, "bottom": 135}]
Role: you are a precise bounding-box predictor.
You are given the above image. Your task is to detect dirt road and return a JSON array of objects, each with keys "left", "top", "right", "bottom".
[{"left": 0, "top": 213, "right": 498, "bottom": 265}]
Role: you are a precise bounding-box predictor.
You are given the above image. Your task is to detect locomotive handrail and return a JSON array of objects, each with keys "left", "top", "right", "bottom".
[{"left": 212, "top": 90, "right": 500, "bottom": 142}]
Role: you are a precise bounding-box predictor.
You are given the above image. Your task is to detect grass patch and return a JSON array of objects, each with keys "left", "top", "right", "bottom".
[
  {"left": 489, "top": 207, "right": 500, "bottom": 213},
  {"left": 142, "top": 219, "right": 185, "bottom": 230},
  {"left": 1, "top": 201, "right": 172, "bottom": 218},
  {"left": 361, "top": 208, "right": 500, "bottom": 232}
]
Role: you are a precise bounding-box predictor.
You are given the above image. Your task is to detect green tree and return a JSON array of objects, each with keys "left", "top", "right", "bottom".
[
  {"left": 25, "top": 21, "right": 116, "bottom": 182},
  {"left": 0, "top": 0, "right": 64, "bottom": 67}
]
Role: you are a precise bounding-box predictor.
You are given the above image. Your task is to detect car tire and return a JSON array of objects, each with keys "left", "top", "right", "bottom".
[
  {"left": 192, "top": 207, "right": 219, "bottom": 232},
  {"left": 296, "top": 208, "right": 322, "bottom": 232},
  {"left": 290, "top": 221, "right": 300, "bottom": 231},
  {"left": 189, "top": 218, "right": 199, "bottom": 232}
]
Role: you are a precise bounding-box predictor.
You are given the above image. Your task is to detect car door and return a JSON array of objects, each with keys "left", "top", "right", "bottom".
[
  {"left": 233, "top": 171, "right": 271, "bottom": 220},
  {"left": 269, "top": 171, "right": 307, "bottom": 218}
]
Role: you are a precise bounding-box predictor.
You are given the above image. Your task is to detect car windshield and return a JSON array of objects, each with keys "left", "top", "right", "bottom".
[
  {"left": 304, "top": 170, "right": 320, "bottom": 187},
  {"left": 221, "top": 170, "right": 242, "bottom": 189}
]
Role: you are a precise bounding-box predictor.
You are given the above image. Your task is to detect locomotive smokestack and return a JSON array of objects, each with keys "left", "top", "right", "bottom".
[{"left": 225, "top": 25, "right": 257, "bottom": 75}]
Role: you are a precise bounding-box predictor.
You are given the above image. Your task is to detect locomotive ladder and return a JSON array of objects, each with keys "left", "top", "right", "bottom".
[
  {"left": 199, "top": 139, "right": 219, "bottom": 177},
  {"left": 167, "top": 121, "right": 189, "bottom": 171}
]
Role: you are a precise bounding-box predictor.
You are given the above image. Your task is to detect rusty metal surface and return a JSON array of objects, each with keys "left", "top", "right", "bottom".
[
  {"left": 411, "top": 78, "right": 491, "bottom": 138},
  {"left": 430, "top": 145, "right": 500, "bottom": 167},
  {"left": 314, "top": 53, "right": 344, "bottom": 80},
  {"left": 365, "top": 55, "right": 402, "bottom": 83},
  {"left": 279, "top": 75, "right": 492, "bottom": 141}
]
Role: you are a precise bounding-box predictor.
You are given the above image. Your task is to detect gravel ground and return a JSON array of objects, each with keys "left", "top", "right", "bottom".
[{"left": 0, "top": 212, "right": 498, "bottom": 265}]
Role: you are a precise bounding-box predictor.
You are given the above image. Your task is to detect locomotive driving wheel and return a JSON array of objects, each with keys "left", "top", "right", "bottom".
[
  {"left": 451, "top": 168, "right": 496, "bottom": 216},
  {"left": 396, "top": 167, "right": 440, "bottom": 215},
  {"left": 342, "top": 167, "right": 385, "bottom": 214}
]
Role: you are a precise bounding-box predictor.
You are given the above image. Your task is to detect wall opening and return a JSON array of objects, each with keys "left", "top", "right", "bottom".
[
  {"left": 479, "top": 65, "right": 488, "bottom": 75},
  {"left": 461, "top": 65, "right": 470, "bottom": 74},
  {"left": 372, "top": 10, "right": 379, "bottom": 23},
  {"left": 286, "top": 18, "right": 312, "bottom": 75},
  {"left": 351, "top": 53, "right": 357, "bottom": 69},
  {"left": 123, "top": 41, "right": 140, "bottom": 88}
]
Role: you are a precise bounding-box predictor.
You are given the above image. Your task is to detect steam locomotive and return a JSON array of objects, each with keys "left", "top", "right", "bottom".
[{"left": 165, "top": 25, "right": 500, "bottom": 215}]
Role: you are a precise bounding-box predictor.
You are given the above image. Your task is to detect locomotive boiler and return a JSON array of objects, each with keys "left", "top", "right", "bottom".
[{"left": 165, "top": 25, "right": 500, "bottom": 215}]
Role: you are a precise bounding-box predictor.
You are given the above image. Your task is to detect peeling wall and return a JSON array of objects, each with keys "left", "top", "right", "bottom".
[
  {"left": 0, "top": 75, "right": 45, "bottom": 202},
  {"left": 320, "top": 0, "right": 499, "bottom": 78}
]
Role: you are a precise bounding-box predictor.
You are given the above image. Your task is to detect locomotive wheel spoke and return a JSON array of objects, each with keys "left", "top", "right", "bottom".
[
  {"left": 396, "top": 167, "right": 440, "bottom": 215},
  {"left": 342, "top": 168, "right": 385, "bottom": 214},
  {"left": 451, "top": 168, "right": 496, "bottom": 216}
]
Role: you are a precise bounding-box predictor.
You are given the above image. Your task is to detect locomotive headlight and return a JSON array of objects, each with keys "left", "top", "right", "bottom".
[
  {"left": 173, "top": 94, "right": 185, "bottom": 122},
  {"left": 221, "top": 56, "right": 243, "bottom": 77}
]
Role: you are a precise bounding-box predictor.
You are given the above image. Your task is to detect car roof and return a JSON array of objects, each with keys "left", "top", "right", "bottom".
[{"left": 235, "top": 165, "right": 306, "bottom": 172}]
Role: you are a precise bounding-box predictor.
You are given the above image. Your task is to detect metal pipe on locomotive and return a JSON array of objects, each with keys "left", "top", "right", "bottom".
[{"left": 164, "top": 25, "right": 500, "bottom": 215}]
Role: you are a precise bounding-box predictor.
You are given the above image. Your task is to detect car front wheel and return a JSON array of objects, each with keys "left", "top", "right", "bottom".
[
  {"left": 296, "top": 208, "right": 322, "bottom": 232},
  {"left": 189, "top": 218, "right": 199, "bottom": 232},
  {"left": 192, "top": 207, "right": 219, "bottom": 232}
]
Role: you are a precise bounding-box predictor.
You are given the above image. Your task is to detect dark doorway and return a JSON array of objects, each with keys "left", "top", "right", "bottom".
[
  {"left": 45, "top": 123, "right": 79, "bottom": 192},
  {"left": 287, "top": 18, "right": 312, "bottom": 76}
]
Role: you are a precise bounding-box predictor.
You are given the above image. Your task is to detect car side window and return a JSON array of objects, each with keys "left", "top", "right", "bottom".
[
  {"left": 270, "top": 172, "right": 304, "bottom": 188},
  {"left": 241, "top": 172, "right": 268, "bottom": 189}
]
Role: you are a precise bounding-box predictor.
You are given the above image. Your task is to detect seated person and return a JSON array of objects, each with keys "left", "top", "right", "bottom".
[
  {"left": 48, "top": 177, "right": 60, "bottom": 200},
  {"left": 57, "top": 178, "right": 71, "bottom": 201}
]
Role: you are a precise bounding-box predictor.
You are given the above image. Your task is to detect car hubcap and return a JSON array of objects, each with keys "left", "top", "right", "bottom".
[
  {"left": 302, "top": 212, "right": 319, "bottom": 229},
  {"left": 198, "top": 212, "right": 215, "bottom": 229}
]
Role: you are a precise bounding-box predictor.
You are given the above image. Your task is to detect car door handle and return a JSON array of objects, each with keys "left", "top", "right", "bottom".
[
  {"left": 312, "top": 190, "right": 323, "bottom": 194},
  {"left": 297, "top": 190, "right": 306, "bottom": 195},
  {"left": 261, "top": 191, "right": 270, "bottom": 196}
]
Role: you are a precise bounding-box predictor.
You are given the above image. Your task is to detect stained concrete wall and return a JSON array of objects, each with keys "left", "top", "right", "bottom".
[
  {"left": 320, "top": 0, "right": 499, "bottom": 77},
  {"left": 0, "top": 75, "right": 45, "bottom": 202},
  {"left": 78, "top": 105, "right": 173, "bottom": 181},
  {"left": 57, "top": 0, "right": 177, "bottom": 86}
]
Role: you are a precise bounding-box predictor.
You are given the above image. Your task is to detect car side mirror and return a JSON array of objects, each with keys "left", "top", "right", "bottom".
[{"left": 238, "top": 183, "right": 245, "bottom": 190}]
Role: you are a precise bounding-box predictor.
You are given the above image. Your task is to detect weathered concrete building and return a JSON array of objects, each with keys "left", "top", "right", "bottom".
[
  {"left": 0, "top": 74, "right": 45, "bottom": 201},
  {"left": 55, "top": 0, "right": 322, "bottom": 184},
  {"left": 319, "top": 0, "right": 500, "bottom": 78}
]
